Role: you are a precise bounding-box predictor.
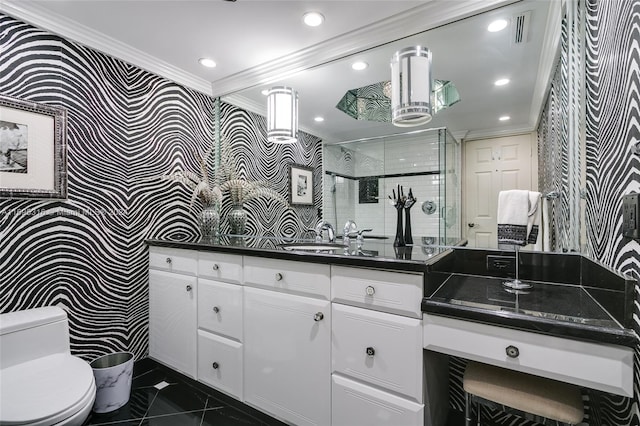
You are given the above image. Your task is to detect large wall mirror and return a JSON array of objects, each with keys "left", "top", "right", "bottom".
[{"left": 224, "top": 0, "right": 584, "bottom": 252}]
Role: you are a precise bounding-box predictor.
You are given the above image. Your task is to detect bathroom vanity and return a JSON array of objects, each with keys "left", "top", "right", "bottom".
[{"left": 146, "top": 238, "right": 637, "bottom": 426}]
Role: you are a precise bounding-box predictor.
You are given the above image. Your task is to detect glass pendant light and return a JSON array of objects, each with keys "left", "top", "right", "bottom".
[
  {"left": 390, "top": 46, "right": 433, "bottom": 127},
  {"left": 267, "top": 86, "right": 298, "bottom": 144}
]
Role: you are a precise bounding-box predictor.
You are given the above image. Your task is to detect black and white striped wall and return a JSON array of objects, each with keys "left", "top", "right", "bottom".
[{"left": 0, "top": 13, "right": 321, "bottom": 362}]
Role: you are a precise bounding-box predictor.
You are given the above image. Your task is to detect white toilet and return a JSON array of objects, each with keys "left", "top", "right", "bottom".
[{"left": 0, "top": 306, "right": 97, "bottom": 425}]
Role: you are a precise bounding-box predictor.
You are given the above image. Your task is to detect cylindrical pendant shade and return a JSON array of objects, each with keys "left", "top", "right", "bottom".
[
  {"left": 267, "top": 86, "right": 298, "bottom": 144},
  {"left": 390, "top": 46, "right": 433, "bottom": 127}
]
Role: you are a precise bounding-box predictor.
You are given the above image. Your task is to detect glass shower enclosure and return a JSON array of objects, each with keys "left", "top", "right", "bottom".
[{"left": 323, "top": 128, "right": 461, "bottom": 245}]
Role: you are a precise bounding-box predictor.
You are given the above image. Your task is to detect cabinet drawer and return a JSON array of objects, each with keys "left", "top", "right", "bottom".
[
  {"left": 198, "top": 252, "right": 242, "bottom": 283},
  {"left": 332, "top": 303, "right": 423, "bottom": 402},
  {"left": 244, "top": 256, "right": 330, "bottom": 299},
  {"left": 198, "top": 279, "right": 243, "bottom": 340},
  {"left": 423, "top": 314, "right": 634, "bottom": 398},
  {"left": 197, "top": 330, "right": 243, "bottom": 400},
  {"left": 149, "top": 247, "right": 197, "bottom": 275},
  {"left": 331, "top": 265, "right": 423, "bottom": 318},
  {"left": 332, "top": 375, "right": 424, "bottom": 426}
]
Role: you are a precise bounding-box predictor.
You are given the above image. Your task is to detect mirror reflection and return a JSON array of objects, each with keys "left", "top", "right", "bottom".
[{"left": 225, "top": 0, "right": 580, "bottom": 252}]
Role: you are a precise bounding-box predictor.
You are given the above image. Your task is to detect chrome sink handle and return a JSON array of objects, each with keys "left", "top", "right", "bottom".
[{"left": 315, "top": 220, "right": 336, "bottom": 243}]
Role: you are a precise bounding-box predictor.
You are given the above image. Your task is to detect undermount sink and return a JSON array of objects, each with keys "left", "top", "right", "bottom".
[{"left": 279, "top": 242, "right": 345, "bottom": 252}]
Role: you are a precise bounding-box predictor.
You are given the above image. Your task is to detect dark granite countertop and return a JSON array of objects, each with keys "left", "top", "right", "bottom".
[
  {"left": 146, "top": 235, "right": 448, "bottom": 273},
  {"left": 421, "top": 248, "right": 638, "bottom": 348}
]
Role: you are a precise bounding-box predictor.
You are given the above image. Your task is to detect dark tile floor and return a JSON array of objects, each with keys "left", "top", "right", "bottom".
[
  {"left": 85, "top": 358, "right": 465, "bottom": 426},
  {"left": 85, "top": 358, "right": 286, "bottom": 426}
]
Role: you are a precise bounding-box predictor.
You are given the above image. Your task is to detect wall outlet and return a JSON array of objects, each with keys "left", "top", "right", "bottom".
[
  {"left": 622, "top": 193, "right": 640, "bottom": 240},
  {"left": 486, "top": 255, "right": 515, "bottom": 274}
]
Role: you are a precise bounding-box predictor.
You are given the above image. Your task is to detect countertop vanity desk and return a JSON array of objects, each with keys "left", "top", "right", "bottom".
[{"left": 146, "top": 237, "right": 637, "bottom": 426}]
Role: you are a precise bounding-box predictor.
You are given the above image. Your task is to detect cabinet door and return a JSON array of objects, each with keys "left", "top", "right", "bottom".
[
  {"left": 198, "top": 278, "right": 243, "bottom": 340},
  {"left": 198, "top": 330, "right": 243, "bottom": 400},
  {"left": 149, "top": 269, "right": 197, "bottom": 378},
  {"left": 244, "top": 287, "right": 331, "bottom": 426}
]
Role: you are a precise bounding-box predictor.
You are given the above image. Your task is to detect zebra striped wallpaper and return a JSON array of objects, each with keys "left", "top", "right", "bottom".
[{"left": 0, "top": 14, "right": 321, "bottom": 362}]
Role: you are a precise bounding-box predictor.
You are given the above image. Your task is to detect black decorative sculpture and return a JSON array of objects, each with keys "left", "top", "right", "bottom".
[
  {"left": 404, "top": 188, "right": 416, "bottom": 244},
  {"left": 389, "top": 184, "right": 406, "bottom": 247}
]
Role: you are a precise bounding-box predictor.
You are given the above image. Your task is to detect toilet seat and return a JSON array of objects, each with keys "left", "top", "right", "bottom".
[{"left": 0, "top": 353, "right": 96, "bottom": 426}]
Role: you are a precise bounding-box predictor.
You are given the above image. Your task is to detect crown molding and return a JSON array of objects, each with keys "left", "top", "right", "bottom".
[
  {"left": 463, "top": 125, "right": 537, "bottom": 142},
  {"left": 0, "top": 0, "right": 213, "bottom": 95},
  {"left": 211, "top": 0, "right": 518, "bottom": 97}
]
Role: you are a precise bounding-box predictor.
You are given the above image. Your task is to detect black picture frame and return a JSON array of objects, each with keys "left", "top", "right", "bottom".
[{"left": 289, "top": 164, "right": 314, "bottom": 206}]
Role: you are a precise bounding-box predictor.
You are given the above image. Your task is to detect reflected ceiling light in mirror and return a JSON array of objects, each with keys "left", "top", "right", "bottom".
[
  {"left": 390, "top": 46, "right": 433, "bottom": 127},
  {"left": 267, "top": 86, "right": 298, "bottom": 144},
  {"left": 488, "top": 19, "right": 508, "bottom": 32},
  {"left": 303, "top": 12, "right": 324, "bottom": 27},
  {"left": 198, "top": 58, "right": 216, "bottom": 68},
  {"left": 314, "top": 116, "right": 325, "bottom": 122},
  {"left": 499, "top": 115, "right": 511, "bottom": 121},
  {"left": 494, "top": 78, "right": 510, "bottom": 86},
  {"left": 351, "top": 61, "right": 368, "bottom": 71}
]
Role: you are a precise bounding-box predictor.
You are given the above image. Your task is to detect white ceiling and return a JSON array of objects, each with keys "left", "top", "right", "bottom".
[{"left": 1, "top": 0, "right": 560, "bottom": 143}]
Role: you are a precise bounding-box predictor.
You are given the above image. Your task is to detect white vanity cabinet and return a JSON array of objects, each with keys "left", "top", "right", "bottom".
[
  {"left": 243, "top": 257, "right": 332, "bottom": 426},
  {"left": 330, "top": 266, "right": 426, "bottom": 426},
  {"left": 197, "top": 252, "right": 244, "bottom": 399},
  {"left": 148, "top": 247, "right": 198, "bottom": 378}
]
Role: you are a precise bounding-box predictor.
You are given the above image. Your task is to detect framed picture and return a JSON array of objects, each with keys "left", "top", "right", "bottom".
[
  {"left": 289, "top": 164, "right": 314, "bottom": 206},
  {"left": 0, "top": 95, "right": 67, "bottom": 199}
]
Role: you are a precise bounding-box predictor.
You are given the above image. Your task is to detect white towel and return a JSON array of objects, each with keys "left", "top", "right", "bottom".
[{"left": 497, "top": 190, "right": 540, "bottom": 246}]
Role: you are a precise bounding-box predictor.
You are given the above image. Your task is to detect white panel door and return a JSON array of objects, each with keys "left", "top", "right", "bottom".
[
  {"left": 149, "top": 269, "right": 197, "bottom": 378},
  {"left": 464, "top": 134, "right": 534, "bottom": 248},
  {"left": 244, "top": 287, "right": 331, "bottom": 426}
]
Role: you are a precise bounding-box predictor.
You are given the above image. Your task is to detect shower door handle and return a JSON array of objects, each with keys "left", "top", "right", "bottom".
[{"left": 468, "top": 223, "right": 476, "bottom": 228}]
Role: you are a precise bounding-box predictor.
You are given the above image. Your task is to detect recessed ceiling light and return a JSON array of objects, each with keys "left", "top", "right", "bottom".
[
  {"left": 488, "top": 19, "right": 508, "bottom": 32},
  {"left": 499, "top": 115, "right": 511, "bottom": 121},
  {"left": 303, "top": 12, "right": 324, "bottom": 27},
  {"left": 351, "top": 61, "right": 368, "bottom": 71},
  {"left": 314, "top": 116, "right": 325, "bottom": 122},
  {"left": 198, "top": 58, "right": 217, "bottom": 68},
  {"left": 494, "top": 78, "right": 510, "bottom": 86}
]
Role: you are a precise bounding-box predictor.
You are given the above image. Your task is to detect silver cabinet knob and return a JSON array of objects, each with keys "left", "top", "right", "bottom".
[
  {"left": 165, "top": 257, "right": 172, "bottom": 264},
  {"left": 275, "top": 272, "right": 283, "bottom": 281},
  {"left": 212, "top": 362, "right": 219, "bottom": 370},
  {"left": 212, "top": 264, "right": 220, "bottom": 271},
  {"left": 366, "top": 347, "right": 375, "bottom": 357},
  {"left": 506, "top": 345, "right": 519, "bottom": 358},
  {"left": 213, "top": 306, "right": 220, "bottom": 313},
  {"left": 314, "top": 312, "right": 324, "bottom": 322},
  {"left": 365, "top": 286, "right": 375, "bottom": 296},
  {"left": 185, "top": 285, "right": 192, "bottom": 292}
]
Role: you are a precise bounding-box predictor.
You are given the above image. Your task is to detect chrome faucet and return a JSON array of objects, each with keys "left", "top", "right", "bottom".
[
  {"left": 314, "top": 220, "right": 336, "bottom": 243},
  {"left": 343, "top": 220, "right": 358, "bottom": 245}
]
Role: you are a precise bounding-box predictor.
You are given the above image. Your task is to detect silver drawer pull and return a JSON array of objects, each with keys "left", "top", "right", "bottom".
[
  {"left": 365, "top": 286, "right": 375, "bottom": 296},
  {"left": 185, "top": 285, "right": 192, "bottom": 292},
  {"left": 212, "top": 264, "right": 220, "bottom": 271},
  {"left": 213, "top": 306, "right": 220, "bottom": 313},
  {"left": 366, "top": 347, "right": 375, "bottom": 357},
  {"left": 314, "top": 312, "right": 324, "bottom": 322},
  {"left": 165, "top": 257, "right": 172, "bottom": 264},
  {"left": 506, "top": 345, "right": 519, "bottom": 358},
  {"left": 275, "top": 272, "right": 283, "bottom": 281},
  {"left": 212, "top": 362, "right": 219, "bottom": 370}
]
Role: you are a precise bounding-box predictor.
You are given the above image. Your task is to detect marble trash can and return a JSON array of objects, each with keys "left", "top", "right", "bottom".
[{"left": 90, "top": 352, "right": 134, "bottom": 413}]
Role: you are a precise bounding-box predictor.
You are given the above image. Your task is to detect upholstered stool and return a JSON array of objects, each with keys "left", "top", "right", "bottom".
[{"left": 463, "top": 361, "right": 584, "bottom": 426}]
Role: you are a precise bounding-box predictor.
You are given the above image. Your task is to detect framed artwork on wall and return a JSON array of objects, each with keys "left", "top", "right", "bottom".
[
  {"left": 0, "top": 95, "right": 68, "bottom": 199},
  {"left": 289, "top": 164, "right": 314, "bottom": 206}
]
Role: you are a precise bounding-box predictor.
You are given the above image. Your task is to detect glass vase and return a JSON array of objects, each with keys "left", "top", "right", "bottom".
[
  {"left": 228, "top": 204, "right": 247, "bottom": 235},
  {"left": 199, "top": 203, "right": 220, "bottom": 240}
]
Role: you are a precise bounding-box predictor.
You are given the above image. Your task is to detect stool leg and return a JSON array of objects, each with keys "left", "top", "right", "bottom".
[
  {"left": 476, "top": 402, "right": 481, "bottom": 426},
  {"left": 465, "top": 392, "right": 472, "bottom": 426}
]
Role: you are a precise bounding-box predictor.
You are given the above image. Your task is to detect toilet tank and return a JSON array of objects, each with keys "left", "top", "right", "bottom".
[{"left": 0, "top": 306, "right": 71, "bottom": 369}]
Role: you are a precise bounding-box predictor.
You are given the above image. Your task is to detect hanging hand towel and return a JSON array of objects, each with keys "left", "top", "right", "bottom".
[
  {"left": 497, "top": 190, "right": 530, "bottom": 246},
  {"left": 527, "top": 191, "right": 541, "bottom": 245}
]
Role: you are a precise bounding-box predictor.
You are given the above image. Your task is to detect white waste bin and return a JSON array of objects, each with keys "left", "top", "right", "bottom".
[{"left": 90, "top": 352, "right": 134, "bottom": 413}]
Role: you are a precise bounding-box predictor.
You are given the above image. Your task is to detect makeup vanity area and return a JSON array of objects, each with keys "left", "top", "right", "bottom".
[{"left": 146, "top": 238, "right": 636, "bottom": 426}]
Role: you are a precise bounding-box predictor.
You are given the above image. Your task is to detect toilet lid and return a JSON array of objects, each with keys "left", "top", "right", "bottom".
[{"left": 1, "top": 353, "right": 96, "bottom": 426}]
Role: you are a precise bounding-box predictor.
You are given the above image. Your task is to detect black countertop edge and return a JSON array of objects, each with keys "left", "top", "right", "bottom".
[
  {"left": 145, "top": 239, "right": 442, "bottom": 273},
  {"left": 421, "top": 299, "right": 639, "bottom": 348}
]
